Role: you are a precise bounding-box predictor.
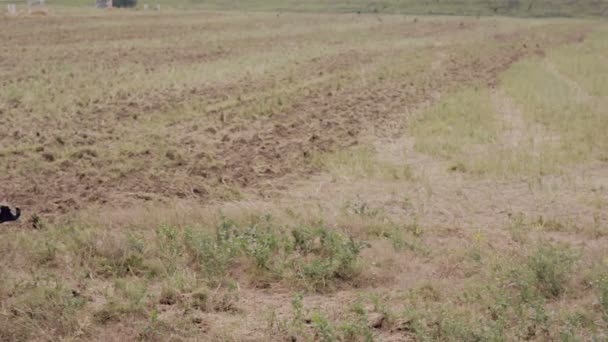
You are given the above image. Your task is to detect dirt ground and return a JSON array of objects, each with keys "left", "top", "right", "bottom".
[
  {"left": 1, "top": 9, "right": 607, "bottom": 342},
  {"left": 0, "top": 12, "right": 593, "bottom": 213}
]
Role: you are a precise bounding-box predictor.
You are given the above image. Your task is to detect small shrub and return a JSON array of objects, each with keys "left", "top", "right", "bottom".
[
  {"left": 526, "top": 242, "right": 577, "bottom": 299},
  {"left": 311, "top": 312, "right": 337, "bottom": 342},
  {"left": 184, "top": 216, "right": 368, "bottom": 291},
  {"left": 184, "top": 217, "right": 252, "bottom": 280},
  {"left": 155, "top": 225, "right": 181, "bottom": 275},
  {"left": 292, "top": 226, "right": 367, "bottom": 291},
  {"left": 341, "top": 301, "right": 373, "bottom": 342},
  {"left": 156, "top": 225, "right": 181, "bottom": 257},
  {"left": 282, "top": 296, "right": 380, "bottom": 342},
  {"left": 291, "top": 292, "right": 305, "bottom": 326},
  {"left": 596, "top": 272, "right": 608, "bottom": 321}
]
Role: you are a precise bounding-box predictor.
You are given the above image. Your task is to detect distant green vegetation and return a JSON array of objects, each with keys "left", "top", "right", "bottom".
[
  {"left": 50, "top": 0, "right": 608, "bottom": 17},
  {"left": 192, "top": 0, "right": 608, "bottom": 17}
]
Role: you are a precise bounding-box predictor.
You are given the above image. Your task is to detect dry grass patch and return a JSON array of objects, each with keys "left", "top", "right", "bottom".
[
  {"left": 410, "top": 25, "right": 608, "bottom": 178},
  {"left": 266, "top": 238, "right": 607, "bottom": 341},
  {"left": 410, "top": 86, "right": 498, "bottom": 161},
  {"left": 313, "top": 145, "right": 415, "bottom": 182},
  {"left": 500, "top": 29, "right": 608, "bottom": 167}
]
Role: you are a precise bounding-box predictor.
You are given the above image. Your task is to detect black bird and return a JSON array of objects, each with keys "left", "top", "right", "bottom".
[{"left": 0, "top": 205, "right": 20, "bottom": 224}]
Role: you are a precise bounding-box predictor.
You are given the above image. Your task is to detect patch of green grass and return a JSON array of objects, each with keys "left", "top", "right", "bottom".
[
  {"left": 595, "top": 271, "right": 608, "bottom": 322},
  {"left": 182, "top": 215, "right": 368, "bottom": 291},
  {"left": 412, "top": 26, "right": 608, "bottom": 178},
  {"left": 502, "top": 54, "right": 608, "bottom": 167},
  {"left": 524, "top": 242, "right": 578, "bottom": 299},
  {"left": 396, "top": 240, "right": 598, "bottom": 341},
  {"left": 313, "top": 145, "right": 414, "bottom": 182},
  {"left": 411, "top": 86, "right": 499, "bottom": 162},
  {"left": 310, "top": 312, "right": 338, "bottom": 342},
  {"left": 279, "top": 294, "right": 380, "bottom": 342},
  {"left": 549, "top": 28, "right": 608, "bottom": 98},
  {"left": 335, "top": 198, "right": 426, "bottom": 254}
]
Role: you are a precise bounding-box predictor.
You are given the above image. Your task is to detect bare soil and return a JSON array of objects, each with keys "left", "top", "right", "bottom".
[{"left": 0, "top": 13, "right": 593, "bottom": 218}]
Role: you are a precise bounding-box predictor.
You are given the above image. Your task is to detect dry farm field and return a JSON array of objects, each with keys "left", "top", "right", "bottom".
[{"left": 1, "top": 5, "right": 608, "bottom": 341}]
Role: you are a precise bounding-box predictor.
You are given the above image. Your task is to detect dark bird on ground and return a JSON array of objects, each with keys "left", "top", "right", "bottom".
[{"left": 0, "top": 205, "right": 20, "bottom": 224}]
